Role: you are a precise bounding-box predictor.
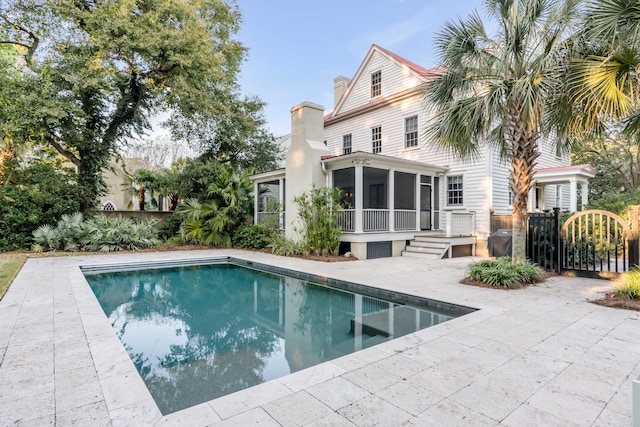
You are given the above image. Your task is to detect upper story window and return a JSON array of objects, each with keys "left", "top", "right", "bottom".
[
  {"left": 555, "top": 143, "right": 562, "bottom": 159},
  {"left": 372, "top": 126, "right": 382, "bottom": 154},
  {"left": 343, "top": 134, "right": 352, "bottom": 155},
  {"left": 371, "top": 70, "right": 381, "bottom": 98},
  {"left": 447, "top": 175, "right": 463, "bottom": 206},
  {"left": 405, "top": 115, "right": 418, "bottom": 148}
]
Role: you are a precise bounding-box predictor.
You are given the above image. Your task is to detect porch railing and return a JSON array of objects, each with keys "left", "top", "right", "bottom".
[
  {"left": 394, "top": 209, "right": 416, "bottom": 231},
  {"left": 337, "top": 209, "right": 355, "bottom": 232},
  {"left": 445, "top": 211, "right": 475, "bottom": 236},
  {"left": 364, "top": 209, "right": 389, "bottom": 232}
]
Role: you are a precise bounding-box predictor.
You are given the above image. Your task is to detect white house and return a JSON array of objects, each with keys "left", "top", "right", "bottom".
[{"left": 251, "top": 45, "right": 595, "bottom": 260}]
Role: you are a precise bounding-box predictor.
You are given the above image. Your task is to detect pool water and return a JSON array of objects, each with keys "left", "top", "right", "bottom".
[{"left": 84, "top": 259, "right": 470, "bottom": 415}]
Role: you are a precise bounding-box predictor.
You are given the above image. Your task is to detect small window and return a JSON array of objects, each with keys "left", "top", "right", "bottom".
[
  {"left": 555, "top": 143, "right": 562, "bottom": 159},
  {"left": 447, "top": 175, "right": 463, "bottom": 206},
  {"left": 343, "top": 134, "right": 352, "bottom": 155},
  {"left": 508, "top": 187, "right": 512, "bottom": 206},
  {"left": 405, "top": 116, "right": 418, "bottom": 148},
  {"left": 371, "top": 126, "right": 382, "bottom": 154},
  {"left": 103, "top": 201, "right": 116, "bottom": 211},
  {"left": 371, "top": 70, "right": 381, "bottom": 98}
]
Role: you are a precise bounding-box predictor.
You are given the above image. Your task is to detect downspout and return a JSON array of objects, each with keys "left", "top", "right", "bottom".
[{"left": 321, "top": 161, "right": 329, "bottom": 188}]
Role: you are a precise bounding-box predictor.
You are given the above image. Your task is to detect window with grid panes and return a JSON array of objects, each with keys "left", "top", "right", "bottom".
[
  {"left": 372, "top": 126, "right": 382, "bottom": 154},
  {"left": 405, "top": 116, "right": 418, "bottom": 148},
  {"left": 342, "top": 134, "right": 352, "bottom": 154},
  {"left": 371, "top": 71, "right": 381, "bottom": 98},
  {"left": 447, "top": 175, "right": 463, "bottom": 205}
]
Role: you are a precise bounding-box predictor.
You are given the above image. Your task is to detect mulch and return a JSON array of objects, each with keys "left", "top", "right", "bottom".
[{"left": 590, "top": 292, "right": 640, "bottom": 312}]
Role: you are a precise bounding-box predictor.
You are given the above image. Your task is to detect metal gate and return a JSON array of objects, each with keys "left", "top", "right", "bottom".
[
  {"left": 560, "top": 210, "right": 636, "bottom": 278},
  {"left": 527, "top": 211, "right": 558, "bottom": 271},
  {"left": 526, "top": 207, "right": 640, "bottom": 278}
]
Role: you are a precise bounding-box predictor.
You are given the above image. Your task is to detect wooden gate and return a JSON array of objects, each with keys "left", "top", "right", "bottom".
[{"left": 559, "top": 209, "right": 638, "bottom": 278}]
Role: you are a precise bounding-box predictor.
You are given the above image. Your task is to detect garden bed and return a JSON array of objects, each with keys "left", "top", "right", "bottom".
[{"left": 591, "top": 292, "right": 640, "bottom": 312}]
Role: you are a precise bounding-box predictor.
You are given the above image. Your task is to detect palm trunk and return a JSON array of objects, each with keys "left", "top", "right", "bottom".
[
  {"left": 169, "top": 193, "right": 179, "bottom": 211},
  {"left": 139, "top": 185, "right": 146, "bottom": 211},
  {"left": 507, "top": 108, "right": 539, "bottom": 263}
]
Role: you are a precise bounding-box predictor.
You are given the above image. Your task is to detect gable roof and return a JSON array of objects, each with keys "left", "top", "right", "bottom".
[{"left": 327, "top": 44, "right": 439, "bottom": 122}]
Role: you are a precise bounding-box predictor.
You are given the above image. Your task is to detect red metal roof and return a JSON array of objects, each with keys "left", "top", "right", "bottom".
[{"left": 373, "top": 44, "right": 440, "bottom": 78}]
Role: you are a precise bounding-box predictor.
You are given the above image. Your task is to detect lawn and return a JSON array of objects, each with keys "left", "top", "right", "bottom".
[{"left": 0, "top": 253, "right": 27, "bottom": 299}]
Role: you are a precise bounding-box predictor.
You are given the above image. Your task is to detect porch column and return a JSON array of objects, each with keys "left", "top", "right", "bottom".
[
  {"left": 539, "top": 185, "right": 546, "bottom": 211},
  {"left": 355, "top": 163, "right": 363, "bottom": 233},
  {"left": 580, "top": 181, "right": 589, "bottom": 210},
  {"left": 528, "top": 187, "right": 536, "bottom": 212},
  {"left": 415, "top": 174, "right": 420, "bottom": 231},
  {"left": 389, "top": 169, "right": 395, "bottom": 232},
  {"left": 254, "top": 181, "right": 259, "bottom": 224},
  {"left": 569, "top": 178, "right": 578, "bottom": 212},
  {"left": 278, "top": 178, "right": 285, "bottom": 229}
]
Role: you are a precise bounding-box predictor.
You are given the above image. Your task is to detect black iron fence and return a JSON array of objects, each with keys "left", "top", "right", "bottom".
[{"left": 526, "top": 206, "right": 640, "bottom": 278}]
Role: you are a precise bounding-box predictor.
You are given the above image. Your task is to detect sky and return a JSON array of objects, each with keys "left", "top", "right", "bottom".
[{"left": 234, "top": 0, "right": 486, "bottom": 137}]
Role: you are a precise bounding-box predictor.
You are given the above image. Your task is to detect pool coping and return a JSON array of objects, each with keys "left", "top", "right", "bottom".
[
  {"left": 76, "top": 254, "right": 483, "bottom": 423},
  {"left": 1, "top": 249, "right": 638, "bottom": 425}
]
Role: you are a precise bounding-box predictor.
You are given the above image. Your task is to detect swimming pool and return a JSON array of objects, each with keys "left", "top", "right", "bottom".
[{"left": 83, "top": 257, "right": 475, "bottom": 415}]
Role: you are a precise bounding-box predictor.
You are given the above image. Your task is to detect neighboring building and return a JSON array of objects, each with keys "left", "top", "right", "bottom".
[
  {"left": 100, "top": 158, "right": 169, "bottom": 211},
  {"left": 251, "top": 45, "right": 594, "bottom": 260}
]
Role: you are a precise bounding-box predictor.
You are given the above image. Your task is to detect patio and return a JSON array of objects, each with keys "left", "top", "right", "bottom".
[{"left": 0, "top": 250, "right": 638, "bottom": 426}]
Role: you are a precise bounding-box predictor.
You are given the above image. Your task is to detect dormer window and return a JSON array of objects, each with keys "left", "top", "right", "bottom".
[{"left": 371, "top": 70, "right": 381, "bottom": 98}]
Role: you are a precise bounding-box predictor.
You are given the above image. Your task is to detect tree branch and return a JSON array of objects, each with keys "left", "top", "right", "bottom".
[
  {"left": 47, "top": 137, "right": 81, "bottom": 168},
  {"left": 0, "top": 12, "right": 39, "bottom": 65}
]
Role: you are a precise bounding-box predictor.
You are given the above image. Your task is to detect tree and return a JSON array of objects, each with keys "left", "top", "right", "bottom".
[
  {"left": 571, "top": 129, "right": 640, "bottom": 197},
  {"left": 129, "top": 169, "right": 158, "bottom": 211},
  {"left": 564, "top": 0, "right": 640, "bottom": 137},
  {"left": 169, "top": 95, "right": 282, "bottom": 173},
  {"left": 424, "top": 0, "right": 580, "bottom": 261},
  {"left": 0, "top": 0, "right": 245, "bottom": 212}
]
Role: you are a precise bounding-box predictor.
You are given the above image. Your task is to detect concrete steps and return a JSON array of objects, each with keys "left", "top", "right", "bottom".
[{"left": 401, "top": 233, "right": 476, "bottom": 259}]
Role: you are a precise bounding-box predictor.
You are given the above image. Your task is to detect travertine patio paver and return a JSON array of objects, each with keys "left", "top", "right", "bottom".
[{"left": 0, "top": 249, "right": 639, "bottom": 426}]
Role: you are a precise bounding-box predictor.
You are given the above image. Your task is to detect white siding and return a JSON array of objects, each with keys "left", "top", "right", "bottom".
[
  {"left": 338, "top": 51, "right": 424, "bottom": 114},
  {"left": 324, "top": 47, "right": 574, "bottom": 242},
  {"left": 325, "top": 89, "right": 494, "bottom": 239}
]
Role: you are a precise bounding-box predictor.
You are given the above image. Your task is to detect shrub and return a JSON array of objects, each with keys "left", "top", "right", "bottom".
[
  {"left": 293, "top": 187, "right": 342, "bottom": 256},
  {"left": 0, "top": 163, "right": 79, "bottom": 251},
  {"left": 158, "top": 212, "right": 184, "bottom": 240},
  {"left": 467, "top": 257, "right": 545, "bottom": 288},
  {"left": 81, "top": 216, "right": 161, "bottom": 252},
  {"left": 269, "top": 235, "right": 303, "bottom": 256},
  {"left": 177, "top": 164, "right": 253, "bottom": 247},
  {"left": 32, "top": 214, "right": 161, "bottom": 253},
  {"left": 615, "top": 268, "right": 640, "bottom": 299},
  {"left": 585, "top": 189, "right": 640, "bottom": 218},
  {"left": 232, "top": 223, "right": 278, "bottom": 249},
  {"left": 31, "top": 225, "right": 61, "bottom": 252}
]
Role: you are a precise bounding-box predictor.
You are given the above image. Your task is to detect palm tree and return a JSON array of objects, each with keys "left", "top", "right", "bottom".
[
  {"left": 565, "top": 0, "right": 640, "bottom": 136},
  {"left": 176, "top": 163, "right": 253, "bottom": 246},
  {"left": 424, "top": 0, "right": 581, "bottom": 261}
]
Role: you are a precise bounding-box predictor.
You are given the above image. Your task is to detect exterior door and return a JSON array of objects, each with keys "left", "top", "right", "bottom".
[{"left": 420, "top": 178, "right": 432, "bottom": 230}]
